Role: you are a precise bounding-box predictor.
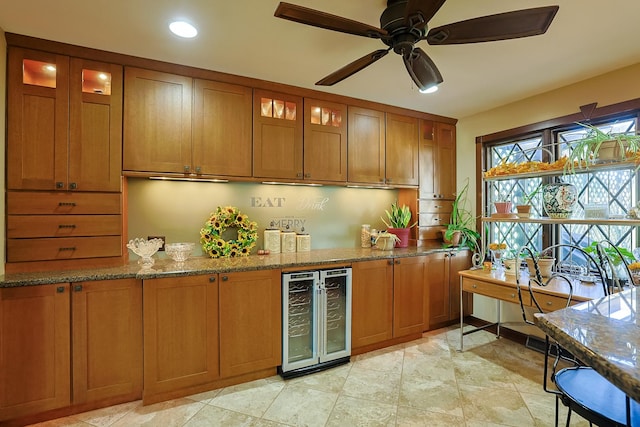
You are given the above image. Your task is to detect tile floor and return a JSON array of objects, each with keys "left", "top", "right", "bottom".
[{"left": 29, "top": 326, "right": 590, "bottom": 427}]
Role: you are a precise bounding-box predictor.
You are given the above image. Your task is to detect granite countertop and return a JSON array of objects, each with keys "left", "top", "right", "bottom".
[
  {"left": 0, "top": 243, "right": 454, "bottom": 287},
  {"left": 534, "top": 287, "right": 640, "bottom": 402}
]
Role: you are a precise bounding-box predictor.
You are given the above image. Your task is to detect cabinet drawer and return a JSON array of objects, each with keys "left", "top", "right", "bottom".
[
  {"left": 417, "top": 226, "right": 445, "bottom": 240},
  {"left": 462, "top": 279, "right": 530, "bottom": 306},
  {"left": 533, "top": 292, "right": 573, "bottom": 311},
  {"left": 7, "top": 192, "right": 121, "bottom": 215},
  {"left": 418, "top": 213, "right": 449, "bottom": 227},
  {"left": 8, "top": 215, "right": 122, "bottom": 238},
  {"left": 418, "top": 200, "right": 453, "bottom": 213},
  {"left": 7, "top": 236, "right": 122, "bottom": 262}
]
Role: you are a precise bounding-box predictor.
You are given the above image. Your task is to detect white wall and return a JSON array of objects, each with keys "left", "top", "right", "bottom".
[{"left": 456, "top": 62, "right": 640, "bottom": 328}]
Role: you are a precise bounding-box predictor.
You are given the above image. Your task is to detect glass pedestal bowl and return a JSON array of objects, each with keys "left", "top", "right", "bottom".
[
  {"left": 165, "top": 242, "right": 195, "bottom": 262},
  {"left": 126, "top": 238, "right": 164, "bottom": 266}
]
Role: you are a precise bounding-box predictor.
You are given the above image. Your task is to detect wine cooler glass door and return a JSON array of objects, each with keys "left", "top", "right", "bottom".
[
  {"left": 282, "top": 271, "right": 319, "bottom": 373},
  {"left": 319, "top": 268, "right": 352, "bottom": 363}
]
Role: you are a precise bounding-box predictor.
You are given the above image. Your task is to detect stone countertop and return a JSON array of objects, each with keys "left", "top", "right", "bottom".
[
  {"left": 0, "top": 243, "right": 455, "bottom": 287},
  {"left": 534, "top": 287, "right": 640, "bottom": 403}
]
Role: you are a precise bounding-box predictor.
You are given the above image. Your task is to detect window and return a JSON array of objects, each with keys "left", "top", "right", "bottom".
[{"left": 484, "top": 115, "right": 638, "bottom": 259}]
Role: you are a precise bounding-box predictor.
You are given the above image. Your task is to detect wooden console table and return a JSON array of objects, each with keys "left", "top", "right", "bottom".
[{"left": 458, "top": 268, "right": 607, "bottom": 351}]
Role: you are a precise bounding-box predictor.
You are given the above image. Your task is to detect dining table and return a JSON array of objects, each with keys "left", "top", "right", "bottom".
[{"left": 534, "top": 286, "right": 640, "bottom": 403}]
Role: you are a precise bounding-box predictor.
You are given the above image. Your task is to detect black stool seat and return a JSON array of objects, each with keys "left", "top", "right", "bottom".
[{"left": 555, "top": 366, "right": 640, "bottom": 426}]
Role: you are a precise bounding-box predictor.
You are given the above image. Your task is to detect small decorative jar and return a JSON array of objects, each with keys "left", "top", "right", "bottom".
[
  {"left": 542, "top": 181, "right": 577, "bottom": 218},
  {"left": 281, "top": 231, "right": 296, "bottom": 253},
  {"left": 296, "top": 234, "right": 311, "bottom": 252},
  {"left": 264, "top": 229, "right": 281, "bottom": 253}
]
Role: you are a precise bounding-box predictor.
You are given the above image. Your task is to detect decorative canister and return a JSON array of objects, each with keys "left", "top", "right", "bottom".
[
  {"left": 281, "top": 231, "right": 296, "bottom": 253},
  {"left": 264, "top": 229, "right": 281, "bottom": 253},
  {"left": 296, "top": 234, "right": 311, "bottom": 252},
  {"left": 542, "top": 181, "right": 578, "bottom": 218},
  {"left": 360, "top": 224, "right": 371, "bottom": 248}
]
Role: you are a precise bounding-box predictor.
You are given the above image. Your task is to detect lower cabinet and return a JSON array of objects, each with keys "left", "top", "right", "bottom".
[
  {"left": 352, "top": 256, "right": 426, "bottom": 351},
  {"left": 143, "top": 275, "right": 219, "bottom": 399},
  {"left": 0, "top": 279, "right": 142, "bottom": 422},
  {"left": 425, "top": 250, "right": 472, "bottom": 330},
  {"left": 219, "top": 269, "right": 282, "bottom": 377}
]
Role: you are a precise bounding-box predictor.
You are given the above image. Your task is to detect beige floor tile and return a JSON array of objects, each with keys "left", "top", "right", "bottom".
[
  {"left": 351, "top": 346, "right": 405, "bottom": 374},
  {"left": 399, "top": 377, "right": 464, "bottom": 417},
  {"left": 261, "top": 384, "right": 338, "bottom": 427},
  {"left": 73, "top": 400, "right": 140, "bottom": 426},
  {"left": 209, "top": 378, "right": 285, "bottom": 418},
  {"left": 27, "top": 418, "right": 92, "bottom": 427},
  {"left": 185, "top": 388, "right": 222, "bottom": 404},
  {"left": 395, "top": 405, "right": 466, "bottom": 426},
  {"left": 459, "top": 383, "right": 535, "bottom": 427},
  {"left": 341, "top": 365, "right": 401, "bottom": 404},
  {"left": 286, "top": 362, "right": 351, "bottom": 393},
  {"left": 109, "top": 398, "right": 205, "bottom": 427},
  {"left": 183, "top": 404, "right": 284, "bottom": 426},
  {"left": 401, "top": 352, "right": 457, "bottom": 382},
  {"left": 325, "top": 395, "right": 397, "bottom": 427},
  {"left": 519, "top": 390, "right": 591, "bottom": 427}
]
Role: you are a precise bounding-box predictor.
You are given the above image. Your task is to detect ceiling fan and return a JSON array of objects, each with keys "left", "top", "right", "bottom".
[{"left": 274, "top": 0, "right": 559, "bottom": 91}]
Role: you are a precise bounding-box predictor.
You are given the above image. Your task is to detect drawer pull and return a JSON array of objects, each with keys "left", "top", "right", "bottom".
[
  {"left": 511, "top": 293, "right": 516, "bottom": 298},
  {"left": 546, "top": 301, "right": 553, "bottom": 306},
  {"left": 74, "top": 284, "right": 83, "bottom": 292},
  {"left": 472, "top": 284, "right": 477, "bottom": 288},
  {"left": 209, "top": 276, "right": 216, "bottom": 282},
  {"left": 434, "top": 205, "right": 442, "bottom": 208},
  {"left": 58, "top": 202, "right": 77, "bottom": 207},
  {"left": 58, "top": 224, "right": 77, "bottom": 229},
  {"left": 59, "top": 247, "right": 76, "bottom": 251},
  {"left": 222, "top": 276, "right": 229, "bottom": 281},
  {"left": 56, "top": 286, "right": 65, "bottom": 293}
]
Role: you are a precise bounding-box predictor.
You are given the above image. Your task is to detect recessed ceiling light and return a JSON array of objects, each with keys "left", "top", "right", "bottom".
[
  {"left": 419, "top": 85, "right": 438, "bottom": 94},
  {"left": 169, "top": 21, "right": 198, "bottom": 38}
]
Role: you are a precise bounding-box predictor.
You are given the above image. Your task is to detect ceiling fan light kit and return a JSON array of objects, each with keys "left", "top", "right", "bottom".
[{"left": 274, "top": 0, "right": 559, "bottom": 92}]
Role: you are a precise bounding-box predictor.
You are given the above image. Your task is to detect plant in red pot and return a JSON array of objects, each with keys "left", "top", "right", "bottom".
[{"left": 381, "top": 201, "right": 416, "bottom": 248}]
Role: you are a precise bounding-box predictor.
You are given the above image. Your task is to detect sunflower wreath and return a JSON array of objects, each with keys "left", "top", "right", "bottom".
[{"left": 200, "top": 206, "right": 258, "bottom": 258}]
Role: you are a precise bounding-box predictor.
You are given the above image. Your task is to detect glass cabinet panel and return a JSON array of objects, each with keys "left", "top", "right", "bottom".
[
  {"left": 82, "top": 69, "right": 111, "bottom": 95},
  {"left": 22, "top": 59, "right": 56, "bottom": 88}
]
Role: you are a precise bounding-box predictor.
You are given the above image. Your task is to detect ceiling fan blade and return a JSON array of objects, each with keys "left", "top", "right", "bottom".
[
  {"left": 275, "top": 2, "right": 387, "bottom": 39},
  {"left": 426, "top": 6, "right": 559, "bottom": 45},
  {"left": 403, "top": 47, "right": 443, "bottom": 90},
  {"left": 316, "top": 49, "right": 390, "bottom": 86},
  {"left": 404, "top": 0, "right": 446, "bottom": 27}
]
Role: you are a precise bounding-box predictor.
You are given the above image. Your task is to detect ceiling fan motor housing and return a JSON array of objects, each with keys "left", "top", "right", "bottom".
[{"left": 380, "top": 0, "right": 426, "bottom": 55}]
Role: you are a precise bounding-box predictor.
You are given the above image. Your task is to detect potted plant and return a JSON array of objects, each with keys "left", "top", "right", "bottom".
[
  {"left": 524, "top": 249, "right": 556, "bottom": 278},
  {"left": 515, "top": 184, "right": 540, "bottom": 217},
  {"left": 381, "top": 201, "right": 416, "bottom": 248},
  {"left": 443, "top": 178, "right": 481, "bottom": 251},
  {"left": 564, "top": 122, "right": 640, "bottom": 173}
]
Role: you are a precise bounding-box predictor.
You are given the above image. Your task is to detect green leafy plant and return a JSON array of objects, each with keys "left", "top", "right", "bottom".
[
  {"left": 583, "top": 241, "right": 634, "bottom": 267},
  {"left": 518, "top": 184, "right": 541, "bottom": 205},
  {"left": 444, "top": 178, "right": 480, "bottom": 251},
  {"left": 381, "top": 201, "right": 416, "bottom": 229}
]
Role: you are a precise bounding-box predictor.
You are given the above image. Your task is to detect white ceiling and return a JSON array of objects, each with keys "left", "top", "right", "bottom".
[{"left": 1, "top": 0, "right": 640, "bottom": 119}]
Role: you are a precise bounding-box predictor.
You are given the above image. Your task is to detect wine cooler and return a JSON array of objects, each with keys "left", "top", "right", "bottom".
[{"left": 280, "top": 267, "right": 352, "bottom": 378}]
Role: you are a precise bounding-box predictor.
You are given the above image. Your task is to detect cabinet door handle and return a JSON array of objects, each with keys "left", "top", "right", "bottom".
[
  {"left": 56, "top": 182, "right": 64, "bottom": 189},
  {"left": 395, "top": 260, "right": 400, "bottom": 264},
  {"left": 184, "top": 165, "right": 190, "bottom": 173},
  {"left": 387, "top": 260, "right": 394, "bottom": 265},
  {"left": 304, "top": 173, "right": 311, "bottom": 178},
  {"left": 222, "top": 276, "right": 229, "bottom": 281},
  {"left": 69, "top": 182, "right": 77, "bottom": 190},
  {"left": 444, "top": 253, "right": 449, "bottom": 258},
  {"left": 58, "top": 224, "right": 76, "bottom": 229},
  {"left": 74, "top": 284, "right": 83, "bottom": 292},
  {"left": 56, "top": 286, "right": 65, "bottom": 293},
  {"left": 59, "top": 247, "right": 76, "bottom": 251},
  {"left": 209, "top": 276, "right": 216, "bottom": 282},
  {"left": 58, "top": 202, "right": 76, "bottom": 207},
  {"left": 387, "top": 177, "right": 393, "bottom": 183},
  {"left": 195, "top": 166, "right": 201, "bottom": 174}
]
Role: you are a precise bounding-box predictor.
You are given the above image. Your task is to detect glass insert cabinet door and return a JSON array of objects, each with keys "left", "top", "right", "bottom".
[
  {"left": 282, "top": 271, "right": 318, "bottom": 372},
  {"left": 319, "top": 269, "right": 352, "bottom": 363}
]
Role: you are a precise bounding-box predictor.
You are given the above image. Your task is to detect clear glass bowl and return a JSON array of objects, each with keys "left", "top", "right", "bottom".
[
  {"left": 126, "top": 238, "right": 164, "bottom": 266},
  {"left": 165, "top": 242, "right": 195, "bottom": 262}
]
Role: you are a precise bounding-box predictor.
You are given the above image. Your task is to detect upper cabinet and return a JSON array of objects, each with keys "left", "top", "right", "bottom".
[
  {"left": 124, "top": 68, "right": 253, "bottom": 177},
  {"left": 347, "top": 106, "right": 386, "bottom": 185},
  {"left": 303, "top": 98, "right": 347, "bottom": 182},
  {"left": 253, "top": 89, "right": 303, "bottom": 179},
  {"left": 7, "top": 48, "right": 122, "bottom": 192},
  {"left": 385, "top": 113, "right": 419, "bottom": 187},
  {"left": 420, "top": 120, "right": 456, "bottom": 199}
]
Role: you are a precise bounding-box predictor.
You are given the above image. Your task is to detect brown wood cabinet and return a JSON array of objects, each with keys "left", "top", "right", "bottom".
[
  {"left": 0, "top": 279, "right": 142, "bottom": 422},
  {"left": 386, "top": 113, "right": 419, "bottom": 187},
  {"left": 303, "top": 98, "right": 347, "bottom": 182},
  {"left": 393, "top": 256, "right": 427, "bottom": 337},
  {"left": 419, "top": 120, "right": 456, "bottom": 199},
  {"left": 347, "top": 106, "right": 386, "bottom": 185},
  {"left": 219, "top": 269, "right": 281, "bottom": 377},
  {"left": 425, "top": 250, "right": 472, "bottom": 330},
  {"left": 7, "top": 47, "right": 122, "bottom": 192},
  {"left": 351, "top": 259, "right": 394, "bottom": 349},
  {"left": 143, "top": 275, "right": 219, "bottom": 400},
  {"left": 253, "top": 89, "right": 303, "bottom": 179},
  {"left": 0, "top": 284, "right": 70, "bottom": 420}
]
